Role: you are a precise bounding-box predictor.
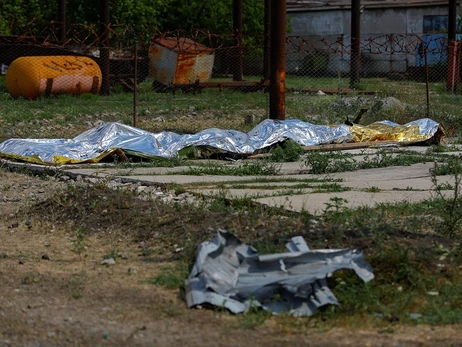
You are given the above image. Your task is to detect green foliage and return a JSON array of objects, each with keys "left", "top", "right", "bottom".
[
  {"left": 431, "top": 159, "right": 462, "bottom": 237},
  {"left": 270, "top": 140, "right": 304, "bottom": 162},
  {"left": 180, "top": 161, "right": 281, "bottom": 176},
  {"left": 147, "top": 264, "right": 188, "bottom": 290},
  {"left": 71, "top": 227, "right": 88, "bottom": 261}
]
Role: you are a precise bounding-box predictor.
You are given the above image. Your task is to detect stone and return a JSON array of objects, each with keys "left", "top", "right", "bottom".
[{"left": 101, "top": 258, "right": 116, "bottom": 265}]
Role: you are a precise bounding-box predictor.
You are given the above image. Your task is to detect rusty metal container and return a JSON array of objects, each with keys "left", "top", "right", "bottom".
[
  {"left": 6, "top": 56, "right": 101, "bottom": 99},
  {"left": 149, "top": 37, "right": 214, "bottom": 85}
]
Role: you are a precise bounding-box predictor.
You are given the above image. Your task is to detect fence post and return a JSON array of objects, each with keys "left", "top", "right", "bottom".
[
  {"left": 447, "top": 0, "right": 458, "bottom": 94},
  {"left": 269, "top": 0, "right": 286, "bottom": 120},
  {"left": 424, "top": 48, "right": 430, "bottom": 117},
  {"left": 264, "top": 0, "right": 272, "bottom": 81},
  {"left": 58, "top": 0, "right": 66, "bottom": 44},
  {"left": 99, "top": 0, "right": 111, "bottom": 96},
  {"left": 133, "top": 43, "right": 138, "bottom": 128},
  {"left": 232, "top": 0, "right": 243, "bottom": 81},
  {"left": 349, "top": 0, "right": 361, "bottom": 88}
]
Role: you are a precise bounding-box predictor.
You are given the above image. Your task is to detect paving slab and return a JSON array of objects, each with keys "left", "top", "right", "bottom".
[{"left": 254, "top": 190, "right": 453, "bottom": 214}]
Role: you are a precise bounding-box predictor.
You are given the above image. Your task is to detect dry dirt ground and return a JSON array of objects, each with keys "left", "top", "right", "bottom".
[{"left": 1, "top": 168, "right": 462, "bottom": 347}]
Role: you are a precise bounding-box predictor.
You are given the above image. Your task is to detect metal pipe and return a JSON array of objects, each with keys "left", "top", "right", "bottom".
[
  {"left": 264, "top": 0, "right": 271, "bottom": 80},
  {"left": 99, "top": 0, "right": 111, "bottom": 95},
  {"left": 58, "top": 0, "right": 66, "bottom": 44},
  {"left": 269, "top": 0, "right": 286, "bottom": 120},
  {"left": 232, "top": 0, "right": 243, "bottom": 81},
  {"left": 448, "top": 0, "right": 457, "bottom": 42},
  {"left": 349, "top": 0, "right": 361, "bottom": 88}
]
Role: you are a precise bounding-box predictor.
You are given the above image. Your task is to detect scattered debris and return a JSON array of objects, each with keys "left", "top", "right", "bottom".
[{"left": 185, "top": 230, "right": 374, "bottom": 316}]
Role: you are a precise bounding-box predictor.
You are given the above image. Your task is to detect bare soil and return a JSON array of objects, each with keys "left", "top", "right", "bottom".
[{"left": 1, "top": 169, "right": 462, "bottom": 346}]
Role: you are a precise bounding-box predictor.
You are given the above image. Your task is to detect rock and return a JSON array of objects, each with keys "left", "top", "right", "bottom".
[
  {"left": 152, "top": 116, "right": 166, "bottom": 122},
  {"left": 409, "top": 313, "right": 423, "bottom": 320},
  {"left": 136, "top": 186, "right": 147, "bottom": 193},
  {"left": 94, "top": 120, "right": 104, "bottom": 126},
  {"left": 83, "top": 121, "right": 93, "bottom": 128},
  {"left": 48, "top": 332, "right": 55, "bottom": 338},
  {"left": 369, "top": 97, "right": 403, "bottom": 114},
  {"left": 41, "top": 254, "right": 50, "bottom": 260},
  {"left": 101, "top": 258, "right": 116, "bottom": 265},
  {"left": 18, "top": 259, "right": 24, "bottom": 265},
  {"left": 60, "top": 175, "right": 71, "bottom": 181}
]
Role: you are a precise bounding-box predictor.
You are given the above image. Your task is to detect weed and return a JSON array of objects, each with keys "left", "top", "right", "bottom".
[
  {"left": 269, "top": 140, "right": 304, "bottom": 162},
  {"left": 147, "top": 263, "right": 189, "bottom": 290},
  {"left": 71, "top": 227, "right": 88, "bottom": 261},
  {"left": 179, "top": 161, "right": 281, "bottom": 176},
  {"left": 430, "top": 160, "right": 462, "bottom": 237},
  {"left": 364, "top": 186, "right": 381, "bottom": 193}
]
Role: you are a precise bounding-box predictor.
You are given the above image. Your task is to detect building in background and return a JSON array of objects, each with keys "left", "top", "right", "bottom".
[{"left": 286, "top": 0, "right": 459, "bottom": 77}]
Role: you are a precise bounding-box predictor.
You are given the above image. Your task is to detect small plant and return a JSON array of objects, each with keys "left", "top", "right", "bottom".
[
  {"left": 430, "top": 160, "right": 462, "bottom": 237},
  {"left": 71, "top": 227, "right": 88, "bottom": 261},
  {"left": 270, "top": 140, "right": 304, "bottom": 162},
  {"left": 147, "top": 264, "right": 189, "bottom": 290}
]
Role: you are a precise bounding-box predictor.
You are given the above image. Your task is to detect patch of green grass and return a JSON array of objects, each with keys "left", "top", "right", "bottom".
[
  {"left": 147, "top": 264, "right": 189, "bottom": 290},
  {"left": 178, "top": 161, "right": 281, "bottom": 176},
  {"left": 305, "top": 149, "right": 440, "bottom": 174}
]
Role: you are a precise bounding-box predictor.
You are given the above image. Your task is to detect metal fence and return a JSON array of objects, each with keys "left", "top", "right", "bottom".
[{"left": 1, "top": 17, "right": 462, "bottom": 136}]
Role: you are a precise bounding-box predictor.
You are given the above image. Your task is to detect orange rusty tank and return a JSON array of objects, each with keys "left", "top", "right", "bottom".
[{"left": 6, "top": 56, "right": 102, "bottom": 99}]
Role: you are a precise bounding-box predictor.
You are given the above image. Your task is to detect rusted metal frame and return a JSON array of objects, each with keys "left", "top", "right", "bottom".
[
  {"left": 269, "top": 0, "right": 286, "bottom": 120},
  {"left": 349, "top": 0, "right": 361, "bottom": 88},
  {"left": 58, "top": 0, "right": 66, "bottom": 44},
  {"left": 99, "top": 0, "right": 111, "bottom": 96},
  {"left": 232, "top": 0, "right": 243, "bottom": 81},
  {"left": 263, "top": 0, "right": 271, "bottom": 81}
]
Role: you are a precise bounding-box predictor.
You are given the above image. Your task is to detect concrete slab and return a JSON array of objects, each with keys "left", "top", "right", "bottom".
[{"left": 254, "top": 190, "right": 453, "bottom": 214}]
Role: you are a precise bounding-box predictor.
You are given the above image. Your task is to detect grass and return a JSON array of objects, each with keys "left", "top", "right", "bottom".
[
  {"left": 2, "top": 75, "right": 462, "bottom": 141},
  {"left": 13, "top": 167, "right": 462, "bottom": 328}
]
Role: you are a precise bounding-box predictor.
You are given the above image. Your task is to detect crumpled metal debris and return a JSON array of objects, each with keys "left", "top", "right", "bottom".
[
  {"left": 0, "top": 118, "right": 440, "bottom": 165},
  {"left": 185, "top": 230, "right": 374, "bottom": 316}
]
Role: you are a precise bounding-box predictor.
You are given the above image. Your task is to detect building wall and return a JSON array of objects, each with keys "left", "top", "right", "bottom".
[{"left": 287, "top": 6, "right": 450, "bottom": 75}]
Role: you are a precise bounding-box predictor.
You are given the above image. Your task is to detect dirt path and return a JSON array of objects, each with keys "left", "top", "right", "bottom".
[{"left": 1, "top": 169, "right": 462, "bottom": 346}]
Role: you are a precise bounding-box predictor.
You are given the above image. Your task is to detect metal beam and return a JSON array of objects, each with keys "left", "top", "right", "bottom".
[
  {"left": 350, "top": 0, "right": 361, "bottom": 88},
  {"left": 269, "top": 0, "right": 286, "bottom": 120}
]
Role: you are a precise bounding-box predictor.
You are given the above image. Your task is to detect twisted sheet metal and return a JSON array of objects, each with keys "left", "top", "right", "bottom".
[
  {"left": 185, "top": 230, "right": 374, "bottom": 316},
  {"left": 0, "top": 118, "right": 440, "bottom": 165}
]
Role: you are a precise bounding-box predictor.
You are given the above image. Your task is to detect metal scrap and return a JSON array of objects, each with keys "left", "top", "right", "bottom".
[{"left": 185, "top": 230, "right": 374, "bottom": 316}]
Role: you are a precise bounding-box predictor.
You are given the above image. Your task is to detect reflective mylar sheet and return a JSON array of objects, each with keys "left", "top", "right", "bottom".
[{"left": 0, "top": 118, "right": 440, "bottom": 165}]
